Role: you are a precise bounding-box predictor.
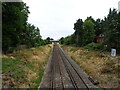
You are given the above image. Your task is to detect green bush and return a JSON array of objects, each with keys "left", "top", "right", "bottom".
[{"left": 83, "top": 43, "right": 104, "bottom": 51}]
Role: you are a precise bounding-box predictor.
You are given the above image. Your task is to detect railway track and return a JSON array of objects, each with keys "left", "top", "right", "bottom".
[{"left": 39, "top": 43, "right": 97, "bottom": 89}]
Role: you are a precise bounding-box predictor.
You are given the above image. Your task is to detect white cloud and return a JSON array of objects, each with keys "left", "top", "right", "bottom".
[{"left": 23, "top": 0, "right": 120, "bottom": 40}]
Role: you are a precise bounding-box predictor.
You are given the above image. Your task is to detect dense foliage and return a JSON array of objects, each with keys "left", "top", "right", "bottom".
[
  {"left": 2, "top": 2, "right": 51, "bottom": 53},
  {"left": 60, "top": 8, "right": 120, "bottom": 53}
]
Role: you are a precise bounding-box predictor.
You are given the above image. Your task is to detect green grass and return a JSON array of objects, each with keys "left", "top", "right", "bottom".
[
  {"left": 0, "top": 58, "right": 2, "bottom": 71},
  {"left": 2, "top": 57, "right": 46, "bottom": 88},
  {"left": 32, "top": 67, "right": 45, "bottom": 88},
  {"left": 26, "top": 63, "right": 34, "bottom": 71},
  {"left": 2, "top": 57, "right": 27, "bottom": 82}
]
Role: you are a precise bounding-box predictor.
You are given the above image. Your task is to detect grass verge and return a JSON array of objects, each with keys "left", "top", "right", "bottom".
[{"left": 2, "top": 44, "right": 52, "bottom": 88}]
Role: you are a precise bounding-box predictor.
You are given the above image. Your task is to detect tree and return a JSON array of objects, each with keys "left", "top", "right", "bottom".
[
  {"left": 46, "top": 37, "right": 51, "bottom": 44},
  {"left": 82, "top": 18, "right": 95, "bottom": 45},
  {"left": 60, "top": 8, "right": 120, "bottom": 53},
  {"left": 25, "top": 24, "right": 42, "bottom": 47},
  {"left": 59, "top": 37, "right": 64, "bottom": 44},
  {"left": 2, "top": 2, "right": 47, "bottom": 53},
  {"left": 74, "top": 19, "right": 83, "bottom": 46},
  {"left": 2, "top": 2, "right": 30, "bottom": 53},
  {"left": 104, "top": 8, "right": 120, "bottom": 52}
]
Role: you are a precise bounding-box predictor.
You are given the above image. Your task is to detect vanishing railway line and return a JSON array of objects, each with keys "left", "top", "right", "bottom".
[{"left": 39, "top": 43, "right": 97, "bottom": 89}]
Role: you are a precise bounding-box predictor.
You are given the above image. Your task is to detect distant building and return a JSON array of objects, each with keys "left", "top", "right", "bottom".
[
  {"left": 97, "top": 34, "right": 105, "bottom": 43},
  {"left": 118, "top": 1, "right": 120, "bottom": 12}
]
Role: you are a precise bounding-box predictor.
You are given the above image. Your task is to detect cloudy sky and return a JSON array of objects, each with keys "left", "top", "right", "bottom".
[{"left": 23, "top": 0, "right": 120, "bottom": 40}]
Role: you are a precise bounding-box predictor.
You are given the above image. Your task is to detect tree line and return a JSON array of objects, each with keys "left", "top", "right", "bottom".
[
  {"left": 60, "top": 8, "right": 120, "bottom": 53},
  {"left": 2, "top": 2, "right": 52, "bottom": 53}
]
